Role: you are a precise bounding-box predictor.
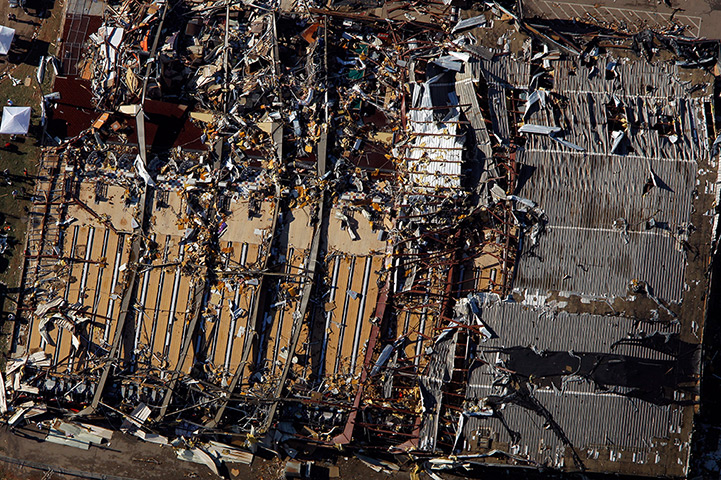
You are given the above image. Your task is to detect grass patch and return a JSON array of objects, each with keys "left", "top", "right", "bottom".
[
  {"left": 0, "top": 0, "right": 64, "bottom": 289},
  {"left": 0, "top": 0, "right": 66, "bottom": 360}
]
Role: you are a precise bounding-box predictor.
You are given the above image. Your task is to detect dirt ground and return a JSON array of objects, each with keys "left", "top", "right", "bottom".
[
  {"left": 0, "top": 421, "right": 415, "bottom": 480},
  {"left": 0, "top": 423, "right": 218, "bottom": 480},
  {"left": 0, "top": 417, "right": 658, "bottom": 480}
]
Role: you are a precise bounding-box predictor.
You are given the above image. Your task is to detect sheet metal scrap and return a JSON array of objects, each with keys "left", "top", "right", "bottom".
[{"left": 4, "top": 0, "right": 717, "bottom": 478}]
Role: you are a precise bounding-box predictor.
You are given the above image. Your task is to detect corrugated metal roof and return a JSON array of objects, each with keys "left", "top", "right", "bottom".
[
  {"left": 515, "top": 227, "right": 687, "bottom": 301},
  {"left": 438, "top": 51, "right": 703, "bottom": 474},
  {"left": 419, "top": 329, "right": 457, "bottom": 451},
  {"left": 522, "top": 92, "right": 708, "bottom": 161},
  {"left": 477, "top": 54, "right": 530, "bottom": 89},
  {"left": 487, "top": 87, "right": 510, "bottom": 143},
  {"left": 460, "top": 302, "right": 686, "bottom": 466},
  {"left": 552, "top": 57, "right": 690, "bottom": 98},
  {"left": 513, "top": 148, "right": 695, "bottom": 301},
  {"left": 405, "top": 81, "right": 465, "bottom": 191},
  {"left": 463, "top": 384, "right": 682, "bottom": 466},
  {"left": 511, "top": 51, "right": 711, "bottom": 301},
  {"left": 455, "top": 73, "right": 492, "bottom": 159},
  {"left": 474, "top": 303, "right": 680, "bottom": 359}
]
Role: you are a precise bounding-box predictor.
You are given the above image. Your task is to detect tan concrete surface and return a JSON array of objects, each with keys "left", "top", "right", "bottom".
[
  {"left": 328, "top": 208, "right": 386, "bottom": 255},
  {"left": 69, "top": 183, "right": 138, "bottom": 233},
  {"left": 150, "top": 190, "right": 185, "bottom": 235},
  {"left": 224, "top": 200, "right": 273, "bottom": 244}
]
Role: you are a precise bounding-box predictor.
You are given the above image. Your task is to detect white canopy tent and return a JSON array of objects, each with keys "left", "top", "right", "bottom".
[
  {"left": 0, "top": 26, "right": 15, "bottom": 56},
  {"left": 0, "top": 106, "right": 31, "bottom": 135}
]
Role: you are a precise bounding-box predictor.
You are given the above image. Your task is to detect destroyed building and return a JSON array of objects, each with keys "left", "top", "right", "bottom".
[{"left": 4, "top": 0, "right": 721, "bottom": 477}]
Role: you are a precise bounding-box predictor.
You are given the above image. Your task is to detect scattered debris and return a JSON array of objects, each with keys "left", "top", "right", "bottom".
[{"left": 3, "top": 0, "right": 718, "bottom": 478}]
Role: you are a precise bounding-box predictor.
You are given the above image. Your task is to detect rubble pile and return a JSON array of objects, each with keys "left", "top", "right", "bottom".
[{"left": 4, "top": 0, "right": 720, "bottom": 477}]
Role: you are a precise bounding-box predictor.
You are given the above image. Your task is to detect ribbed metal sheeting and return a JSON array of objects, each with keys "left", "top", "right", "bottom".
[
  {"left": 474, "top": 54, "right": 528, "bottom": 144},
  {"left": 455, "top": 73, "right": 492, "bottom": 159},
  {"left": 463, "top": 381, "right": 682, "bottom": 467},
  {"left": 474, "top": 303, "right": 680, "bottom": 360},
  {"left": 517, "top": 150, "right": 694, "bottom": 230},
  {"left": 516, "top": 227, "right": 686, "bottom": 301},
  {"left": 406, "top": 82, "right": 464, "bottom": 191},
  {"left": 419, "top": 329, "right": 457, "bottom": 451},
  {"left": 488, "top": 87, "right": 511, "bottom": 143},
  {"left": 477, "top": 55, "right": 530, "bottom": 89},
  {"left": 460, "top": 304, "right": 684, "bottom": 465},
  {"left": 515, "top": 56, "right": 708, "bottom": 302},
  {"left": 513, "top": 147, "right": 695, "bottom": 302},
  {"left": 523, "top": 93, "right": 709, "bottom": 162},
  {"left": 406, "top": 130, "right": 464, "bottom": 190},
  {"left": 552, "top": 57, "right": 690, "bottom": 98}
]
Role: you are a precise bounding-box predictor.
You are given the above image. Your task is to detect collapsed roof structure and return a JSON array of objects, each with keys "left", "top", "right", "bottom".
[{"left": 6, "top": 0, "right": 721, "bottom": 477}]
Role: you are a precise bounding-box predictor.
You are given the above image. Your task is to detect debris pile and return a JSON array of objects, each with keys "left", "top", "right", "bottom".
[{"left": 5, "top": 0, "right": 720, "bottom": 478}]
